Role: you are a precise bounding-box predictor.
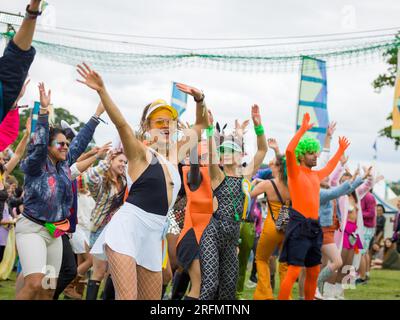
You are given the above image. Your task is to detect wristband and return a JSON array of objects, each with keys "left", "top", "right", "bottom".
[
  {"left": 194, "top": 92, "right": 205, "bottom": 103},
  {"left": 254, "top": 125, "right": 264, "bottom": 136},
  {"left": 206, "top": 125, "right": 214, "bottom": 138}
]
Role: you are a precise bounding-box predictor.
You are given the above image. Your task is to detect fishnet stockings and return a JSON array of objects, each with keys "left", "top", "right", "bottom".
[
  {"left": 105, "top": 245, "right": 162, "bottom": 300},
  {"left": 137, "top": 265, "right": 162, "bottom": 300},
  {"left": 105, "top": 245, "right": 137, "bottom": 300}
]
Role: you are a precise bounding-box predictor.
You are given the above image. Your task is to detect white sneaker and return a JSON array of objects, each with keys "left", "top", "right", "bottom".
[
  {"left": 334, "top": 284, "right": 345, "bottom": 300},
  {"left": 314, "top": 288, "right": 325, "bottom": 300},
  {"left": 323, "top": 283, "right": 337, "bottom": 300}
]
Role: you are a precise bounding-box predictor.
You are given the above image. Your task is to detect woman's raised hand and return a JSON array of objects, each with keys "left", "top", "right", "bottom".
[{"left": 77, "top": 63, "right": 105, "bottom": 92}]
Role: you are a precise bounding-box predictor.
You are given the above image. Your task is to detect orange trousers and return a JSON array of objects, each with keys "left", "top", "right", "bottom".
[{"left": 253, "top": 215, "right": 290, "bottom": 300}]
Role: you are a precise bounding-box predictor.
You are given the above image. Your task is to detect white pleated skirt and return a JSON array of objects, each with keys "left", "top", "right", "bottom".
[{"left": 90, "top": 202, "right": 168, "bottom": 272}]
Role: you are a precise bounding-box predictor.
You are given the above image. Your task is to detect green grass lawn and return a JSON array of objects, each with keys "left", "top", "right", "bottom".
[{"left": 1, "top": 268, "right": 399, "bottom": 300}]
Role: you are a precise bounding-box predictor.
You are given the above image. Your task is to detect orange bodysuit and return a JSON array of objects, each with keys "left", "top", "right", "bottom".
[
  {"left": 278, "top": 123, "right": 346, "bottom": 300},
  {"left": 286, "top": 127, "right": 345, "bottom": 219}
]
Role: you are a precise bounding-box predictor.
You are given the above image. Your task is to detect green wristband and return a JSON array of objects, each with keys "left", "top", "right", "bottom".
[
  {"left": 206, "top": 125, "right": 214, "bottom": 138},
  {"left": 254, "top": 125, "right": 265, "bottom": 136}
]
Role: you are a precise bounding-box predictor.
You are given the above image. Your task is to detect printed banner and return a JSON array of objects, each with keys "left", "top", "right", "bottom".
[
  {"left": 171, "top": 82, "right": 187, "bottom": 117},
  {"left": 296, "top": 56, "right": 329, "bottom": 146},
  {"left": 391, "top": 50, "right": 400, "bottom": 138}
]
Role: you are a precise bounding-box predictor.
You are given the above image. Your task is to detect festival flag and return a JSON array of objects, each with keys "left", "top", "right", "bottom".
[
  {"left": 171, "top": 82, "right": 187, "bottom": 117},
  {"left": 391, "top": 50, "right": 400, "bottom": 138},
  {"left": 30, "top": 101, "right": 40, "bottom": 138},
  {"left": 373, "top": 139, "right": 377, "bottom": 160},
  {"left": 296, "top": 56, "right": 329, "bottom": 146}
]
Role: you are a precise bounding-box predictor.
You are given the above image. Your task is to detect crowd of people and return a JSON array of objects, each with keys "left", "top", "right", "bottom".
[{"left": 0, "top": 1, "right": 400, "bottom": 301}]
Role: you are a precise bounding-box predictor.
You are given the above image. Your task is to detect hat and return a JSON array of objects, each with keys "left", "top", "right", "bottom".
[
  {"left": 145, "top": 99, "right": 178, "bottom": 120},
  {"left": 218, "top": 140, "right": 243, "bottom": 153},
  {"left": 60, "top": 120, "right": 78, "bottom": 139}
]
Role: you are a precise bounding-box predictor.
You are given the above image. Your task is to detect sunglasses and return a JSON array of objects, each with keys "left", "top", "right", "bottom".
[
  {"left": 150, "top": 118, "right": 174, "bottom": 129},
  {"left": 53, "top": 141, "right": 70, "bottom": 148}
]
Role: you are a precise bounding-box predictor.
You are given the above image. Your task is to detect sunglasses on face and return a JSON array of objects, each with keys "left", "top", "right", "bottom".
[
  {"left": 150, "top": 118, "right": 174, "bottom": 129},
  {"left": 53, "top": 141, "right": 70, "bottom": 148}
]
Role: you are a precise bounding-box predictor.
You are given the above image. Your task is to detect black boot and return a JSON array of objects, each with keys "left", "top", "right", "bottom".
[
  {"left": 86, "top": 280, "right": 101, "bottom": 300},
  {"left": 250, "top": 260, "right": 258, "bottom": 283},
  {"left": 171, "top": 271, "right": 190, "bottom": 300},
  {"left": 101, "top": 276, "right": 115, "bottom": 300},
  {"left": 183, "top": 295, "right": 198, "bottom": 300}
]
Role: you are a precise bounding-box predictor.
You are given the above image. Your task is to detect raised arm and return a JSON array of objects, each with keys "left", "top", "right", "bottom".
[
  {"left": 267, "top": 138, "right": 281, "bottom": 157},
  {"left": 207, "top": 110, "right": 224, "bottom": 182},
  {"left": 76, "top": 143, "right": 111, "bottom": 174},
  {"left": 175, "top": 83, "right": 210, "bottom": 162},
  {"left": 20, "top": 83, "right": 51, "bottom": 176},
  {"left": 320, "top": 176, "right": 363, "bottom": 203},
  {"left": 20, "top": 114, "right": 48, "bottom": 176},
  {"left": 329, "top": 154, "right": 348, "bottom": 187},
  {"left": 286, "top": 113, "right": 313, "bottom": 177},
  {"left": 76, "top": 63, "right": 146, "bottom": 163},
  {"left": 356, "top": 166, "right": 374, "bottom": 200},
  {"left": 317, "top": 137, "right": 350, "bottom": 180},
  {"left": 243, "top": 104, "right": 268, "bottom": 179},
  {"left": 67, "top": 102, "right": 104, "bottom": 166}
]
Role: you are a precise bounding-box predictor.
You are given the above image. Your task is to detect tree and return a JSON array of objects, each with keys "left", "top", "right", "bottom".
[
  {"left": 9, "top": 107, "right": 88, "bottom": 186},
  {"left": 372, "top": 32, "right": 400, "bottom": 149}
]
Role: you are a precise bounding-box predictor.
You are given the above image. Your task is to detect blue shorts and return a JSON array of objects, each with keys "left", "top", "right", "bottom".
[
  {"left": 0, "top": 40, "right": 35, "bottom": 121},
  {"left": 279, "top": 210, "right": 323, "bottom": 268}
]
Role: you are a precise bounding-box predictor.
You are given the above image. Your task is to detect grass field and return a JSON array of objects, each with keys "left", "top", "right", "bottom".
[{"left": 1, "top": 268, "right": 399, "bottom": 300}]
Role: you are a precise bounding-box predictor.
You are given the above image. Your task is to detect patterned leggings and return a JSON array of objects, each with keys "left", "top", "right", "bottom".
[{"left": 199, "top": 218, "right": 239, "bottom": 300}]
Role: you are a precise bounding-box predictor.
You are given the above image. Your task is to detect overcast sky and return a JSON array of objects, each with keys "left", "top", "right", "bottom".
[{"left": 1, "top": 0, "right": 399, "bottom": 181}]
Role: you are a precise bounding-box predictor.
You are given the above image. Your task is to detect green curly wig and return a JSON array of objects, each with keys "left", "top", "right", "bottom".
[{"left": 295, "top": 135, "right": 321, "bottom": 161}]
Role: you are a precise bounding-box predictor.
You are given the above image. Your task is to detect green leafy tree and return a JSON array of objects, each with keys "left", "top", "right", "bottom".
[
  {"left": 372, "top": 32, "right": 400, "bottom": 149},
  {"left": 9, "top": 107, "right": 88, "bottom": 186}
]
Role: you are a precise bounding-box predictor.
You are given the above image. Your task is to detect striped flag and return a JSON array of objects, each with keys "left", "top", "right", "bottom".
[
  {"left": 296, "top": 56, "right": 329, "bottom": 146},
  {"left": 171, "top": 82, "right": 188, "bottom": 117}
]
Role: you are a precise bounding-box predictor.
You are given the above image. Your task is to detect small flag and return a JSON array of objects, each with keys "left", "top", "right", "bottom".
[
  {"left": 171, "top": 82, "right": 187, "bottom": 117},
  {"left": 30, "top": 101, "right": 40, "bottom": 138},
  {"left": 373, "top": 139, "right": 377, "bottom": 160}
]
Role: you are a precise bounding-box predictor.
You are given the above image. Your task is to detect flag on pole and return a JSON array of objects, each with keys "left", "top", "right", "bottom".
[
  {"left": 296, "top": 56, "right": 329, "bottom": 147},
  {"left": 171, "top": 82, "right": 187, "bottom": 117},
  {"left": 391, "top": 50, "right": 400, "bottom": 138},
  {"left": 30, "top": 101, "right": 40, "bottom": 138},
  {"left": 373, "top": 139, "right": 377, "bottom": 160}
]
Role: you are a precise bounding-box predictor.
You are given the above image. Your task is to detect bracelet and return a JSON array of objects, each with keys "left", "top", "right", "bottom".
[
  {"left": 206, "top": 125, "right": 214, "bottom": 138},
  {"left": 194, "top": 92, "right": 205, "bottom": 103},
  {"left": 254, "top": 125, "right": 265, "bottom": 136},
  {"left": 25, "top": 4, "right": 42, "bottom": 19}
]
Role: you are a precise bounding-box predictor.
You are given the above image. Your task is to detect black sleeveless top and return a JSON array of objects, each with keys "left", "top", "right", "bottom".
[{"left": 125, "top": 154, "right": 169, "bottom": 216}]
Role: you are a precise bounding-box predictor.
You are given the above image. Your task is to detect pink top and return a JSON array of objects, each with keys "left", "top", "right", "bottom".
[
  {"left": 361, "top": 192, "right": 377, "bottom": 228},
  {"left": 0, "top": 109, "right": 19, "bottom": 152}
]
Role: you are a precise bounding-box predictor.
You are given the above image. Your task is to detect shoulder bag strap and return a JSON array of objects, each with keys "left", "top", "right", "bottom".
[{"left": 270, "top": 179, "right": 284, "bottom": 205}]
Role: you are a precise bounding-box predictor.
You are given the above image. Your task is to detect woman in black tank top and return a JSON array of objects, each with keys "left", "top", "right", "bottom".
[{"left": 78, "top": 65, "right": 209, "bottom": 300}]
